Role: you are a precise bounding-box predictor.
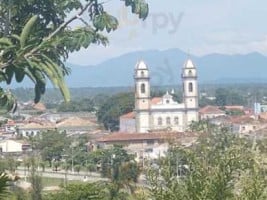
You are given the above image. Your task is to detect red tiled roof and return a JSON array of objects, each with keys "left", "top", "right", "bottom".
[
  {"left": 229, "top": 115, "right": 256, "bottom": 124},
  {"left": 33, "top": 102, "right": 46, "bottom": 111},
  {"left": 120, "top": 112, "right": 135, "bottom": 119},
  {"left": 97, "top": 132, "right": 197, "bottom": 143},
  {"left": 224, "top": 105, "right": 244, "bottom": 110},
  {"left": 199, "top": 106, "right": 225, "bottom": 114},
  {"left": 259, "top": 112, "right": 267, "bottom": 120},
  {"left": 151, "top": 97, "right": 162, "bottom": 105}
]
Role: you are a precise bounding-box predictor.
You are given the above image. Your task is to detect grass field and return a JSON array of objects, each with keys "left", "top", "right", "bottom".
[{"left": 42, "top": 177, "right": 81, "bottom": 187}]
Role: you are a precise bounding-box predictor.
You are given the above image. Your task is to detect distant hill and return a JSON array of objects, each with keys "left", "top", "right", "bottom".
[
  {"left": 7, "top": 49, "right": 267, "bottom": 88},
  {"left": 65, "top": 49, "right": 267, "bottom": 87}
]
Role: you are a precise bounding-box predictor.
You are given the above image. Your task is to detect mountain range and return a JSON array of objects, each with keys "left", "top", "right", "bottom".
[
  {"left": 8, "top": 48, "right": 267, "bottom": 88},
  {"left": 65, "top": 49, "right": 267, "bottom": 87}
]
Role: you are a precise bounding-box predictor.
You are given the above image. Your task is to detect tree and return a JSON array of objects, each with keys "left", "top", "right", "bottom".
[
  {"left": 29, "top": 157, "right": 43, "bottom": 200},
  {"left": 146, "top": 128, "right": 267, "bottom": 200},
  {"left": 35, "top": 130, "right": 71, "bottom": 166},
  {"left": 0, "top": 173, "right": 9, "bottom": 200},
  {"left": 0, "top": 0, "right": 149, "bottom": 112},
  {"left": 215, "top": 88, "right": 228, "bottom": 106},
  {"left": 44, "top": 182, "right": 106, "bottom": 200},
  {"left": 215, "top": 88, "right": 246, "bottom": 106},
  {"left": 74, "top": 165, "right": 81, "bottom": 174},
  {"left": 97, "top": 92, "right": 135, "bottom": 131},
  {"left": 99, "top": 145, "right": 141, "bottom": 199},
  {"left": 57, "top": 98, "right": 95, "bottom": 112}
]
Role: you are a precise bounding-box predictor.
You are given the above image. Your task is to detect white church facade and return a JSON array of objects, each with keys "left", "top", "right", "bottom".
[{"left": 120, "top": 59, "right": 199, "bottom": 133}]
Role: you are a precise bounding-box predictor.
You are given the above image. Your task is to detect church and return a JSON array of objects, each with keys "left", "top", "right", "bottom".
[{"left": 119, "top": 59, "right": 199, "bottom": 133}]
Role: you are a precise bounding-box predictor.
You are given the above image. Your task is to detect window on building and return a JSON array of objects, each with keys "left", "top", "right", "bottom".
[
  {"left": 145, "top": 148, "right": 153, "bottom": 153},
  {"left": 166, "top": 100, "right": 170, "bottom": 104},
  {"left": 189, "top": 82, "right": 193, "bottom": 92},
  {"left": 174, "top": 117, "right": 179, "bottom": 125},
  {"left": 141, "top": 83, "right": 146, "bottom": 94},
  {"left": 147, "top": 140, "right": 155, "bottom": 145},
  {"left": 158, "top": 117, "right": 162, "bottom": 125},
  {"left": 141, "top": 71, "right": 144, "bottom": 77},
  {"left": 188, "top": 70, "right": 193, "bottom": 76},
  {"left": 166, "top": 117, "right": 171, "bottom": 125}
]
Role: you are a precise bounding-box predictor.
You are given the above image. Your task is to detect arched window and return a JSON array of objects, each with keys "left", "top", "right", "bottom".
[
  {"left": 189, "top": 82, "right": 193, "bottom": 92},
  {"left": 166, "top": 117, "right": 171, "bottom": 125},
  {"left": 188, "top": 70, "right": 192, "bottom": 76},
  {"left": 141, "top": 83, "right": 146, "bottom": 94},
  {"left": 158, "top": 117, "right": 162, "bottom": 126},
  {"left": 174, "top": 117, "right": 179, "bottom": 125},
  {"left": 141, "top": 71, "right": 144, "bottom": 77}
]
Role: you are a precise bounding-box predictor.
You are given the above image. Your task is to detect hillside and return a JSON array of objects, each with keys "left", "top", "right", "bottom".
[{"left": 65, "top": 49, "right": 267, "bottom": 87}]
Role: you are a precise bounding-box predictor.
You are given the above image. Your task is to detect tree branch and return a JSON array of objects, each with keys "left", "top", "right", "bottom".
[
  {"left": 0, "top": 1, "right": 94, "bottom": 70},
  {"left": 46, "top": 1, "right": 93, "bottom": 41},
  {"left": 26, "top": 1, "right": 94, "bottom": 57}
]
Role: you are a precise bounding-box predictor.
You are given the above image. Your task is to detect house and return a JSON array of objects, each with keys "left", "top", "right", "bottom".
[
  {"left": 17, "top": 121, "right": 55, "bottom": 137},
  {"left": 229, "top": 115, "right": 264, "bottom": 134},
  {"left": 0, "top": 140, "right": 31, "bottom": 153},
  {"left": 199, "top": 105, "right": 225, "bottom": 120},
  {"left": 97, "top": 132, "right": 198, "bottom": 162},
  {"left": 119, "top": 112, "right": 136, "bottom": 133}
]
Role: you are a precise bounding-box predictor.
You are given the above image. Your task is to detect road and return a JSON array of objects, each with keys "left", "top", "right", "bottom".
[{"left": 15, "top": 167, "right": 108, "bottom": 182}]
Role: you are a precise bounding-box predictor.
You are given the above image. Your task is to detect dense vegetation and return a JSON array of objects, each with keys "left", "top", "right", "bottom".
[
  {"left": 97, "top": 92, "right": 135, "bottom": 131},
  {"left": 1, "top": 123, "right": 267, "bottom": 199}
]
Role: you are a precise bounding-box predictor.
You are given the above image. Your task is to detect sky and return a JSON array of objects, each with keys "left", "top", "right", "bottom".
[{"left": 68, "top": 0, "right": 267, "bottom": 66}]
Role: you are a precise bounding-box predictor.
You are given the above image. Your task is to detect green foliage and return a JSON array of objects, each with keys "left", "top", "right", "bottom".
[
  {"left": 97, "top": 146, "right": 141, "bottom": 199},
  {"left": 0, "top": 173, "right": 9, "bottom": 200},
  {"left": 44, "top": 182, "right": 106, "bottom": 200},
  {"left": 215, "top": 88, "right": 246, "bottom": 106},
  {"left": 0, "top": 0, "right": 149, "bottom": 112},
  {"left": 97, "top": 92, "right": 134, "bottom": 131},
  {"left": 0, "top": 160, "right": 8, "bottom": 173},
  {"left": 0, "top": 88, "right": 16, "bottom": 114},
  {"left": 225, "top": 108, "right": 245, "bottom": 116},
  {"left": 33, "top": 130, "right": 71, "bottom": 166},
  {"left": 147, "top": 128, "right": 267, "bottom": 200},
  {"left": 57, "top": 98, "right": 95, "bottom": 112},
  {"left": 28, "top": 157, "right": 43, "bottom": 200},
  {"left": 215, "top": 88, "right": 228, "bottom": 106},
  {"left": 199, "top": 96, "right": 216, "bottom": 107}
]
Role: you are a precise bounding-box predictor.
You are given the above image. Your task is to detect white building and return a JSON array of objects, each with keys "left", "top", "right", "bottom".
[
  {"left": 120, "top": 59, "right": 199, "bottom": 133},
  {"left": 97, "top": 132, "right": 198, "bottom": 162},
  {"left": 0, "top": 140, "right": 31, "bottom": 153}
]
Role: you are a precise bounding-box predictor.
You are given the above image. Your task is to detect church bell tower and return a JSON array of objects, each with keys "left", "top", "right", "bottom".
[
  {"left": 182, "top": 59, "right": 199, "bottom": 126},
  {"left": 134, "top": 60, "right": 151, "bottom": 133}
]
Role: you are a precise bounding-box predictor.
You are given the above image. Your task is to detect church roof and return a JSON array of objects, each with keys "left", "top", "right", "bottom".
[
  {"left": 151, "top": 97, "right": 162, "bottom": 105},
  {"left": 163, "top": 91, "right": 172, "bottom": 99},
  {"left": 183, "top": 59, "right": 195, "bottom": 69},
  {"left": 135, "top": 60, "right": 148, "bottom": 70},
  {"left": 120, "top": 112, "right": 135, "bottom": 119}
]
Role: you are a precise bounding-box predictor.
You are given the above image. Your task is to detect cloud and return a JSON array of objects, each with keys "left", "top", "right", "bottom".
[{"left": 68, "top": 0, "right": 267, "bottom": 65}]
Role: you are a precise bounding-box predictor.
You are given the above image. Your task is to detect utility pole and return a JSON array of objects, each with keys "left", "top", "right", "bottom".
[{"left": 71, "top": 147, "right": 74, "bottom": 174}]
